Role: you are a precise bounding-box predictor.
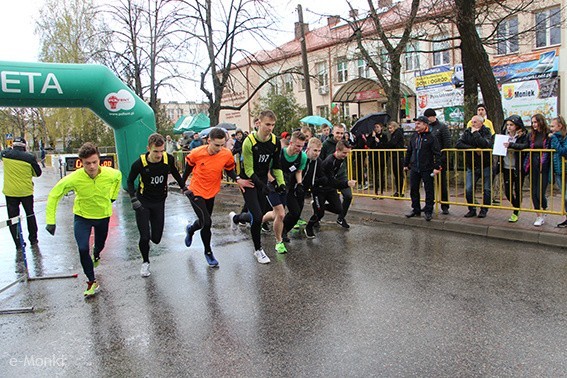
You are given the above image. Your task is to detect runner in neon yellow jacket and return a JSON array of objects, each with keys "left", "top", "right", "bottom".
[
  {"left": 45, "top": 143, "right": 122, "bottom": 297},
  {"left": 46, "top": 166, "right": 121, "bottom": 224}
]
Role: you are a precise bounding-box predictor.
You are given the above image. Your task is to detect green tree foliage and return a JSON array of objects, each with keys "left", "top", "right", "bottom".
[
  {"left": 254, "top": 90, "right": 307, "bottom": 135},
  {"left": 35, "top": 0, "right": 115, "bottom": 149}
]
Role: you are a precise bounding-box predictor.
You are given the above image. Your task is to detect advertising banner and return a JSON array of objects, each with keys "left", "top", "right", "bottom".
[
  {"left": 501, "top": 78, "right": 558, "bottom": 126},
  {"left": 416, "top": 87, "right": 464, "bottom": 114},
  {"left": 492, "top": 50, "right": 558, "bottom": 83},
  {"left": 415, "top": 66, "right": 453, "bottom": 90}
]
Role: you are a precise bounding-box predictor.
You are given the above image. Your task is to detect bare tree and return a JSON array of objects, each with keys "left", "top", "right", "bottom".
[
  {"left": 345, "top": 0, "right": 421, "bottom": 122},
  {"left": 35, "top": 0, "right": 116, "bottom": 148},
  {"left": 415, "top": 0, "right": 556, "bottom": 131},
  {"left": 180, "top": 0, "right": 301, "bottom": 125},
  {"left": 100, "top": 0, "right": 189, "bottom": 130}
]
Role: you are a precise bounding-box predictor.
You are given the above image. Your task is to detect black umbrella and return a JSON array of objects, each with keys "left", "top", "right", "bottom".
[
  {"left": 216, "top": 122, "right": 237, "bottom": 130},
  {"left": 350, "top": 112, "right": 391, "bottom": 136}
]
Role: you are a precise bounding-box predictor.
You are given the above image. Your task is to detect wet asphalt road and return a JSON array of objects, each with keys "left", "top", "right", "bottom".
[{"left": 1, "top": 167, "right": 567, "bottom": 376}]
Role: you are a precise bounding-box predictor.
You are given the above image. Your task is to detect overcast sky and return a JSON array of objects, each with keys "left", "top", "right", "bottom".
[{"left": 0, "top": 0, "right": 369, "bottom": 101}]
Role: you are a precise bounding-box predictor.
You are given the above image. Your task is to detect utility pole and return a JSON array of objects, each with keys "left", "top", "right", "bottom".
[{"left": 297, "top": 4, "right": 313, "bottom": 115}]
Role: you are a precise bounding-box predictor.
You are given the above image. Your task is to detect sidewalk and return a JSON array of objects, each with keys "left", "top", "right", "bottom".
[{"left": 219, "top": 185, "right": 567, "bottom": 248}]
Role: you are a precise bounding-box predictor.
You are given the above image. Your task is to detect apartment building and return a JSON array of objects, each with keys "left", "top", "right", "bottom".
[
  {"left": 221, "top": 0, "right": 564, "bottom": 131},
  {"left": 162, "top": 100, "right": 209, "bottom": 124}
]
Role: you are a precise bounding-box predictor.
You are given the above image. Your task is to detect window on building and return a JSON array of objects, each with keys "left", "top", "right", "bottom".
[
  {"left": 432, "top": 37, "right": 450, "bottom": 66},
  {"left": 317, "top": 62, "right": 328, "bottom": 88},
  {"left": 357, "top": 59, "right": 368, "bottom": 78},
  {"left": 284, "top": 74, "right": 294, "bottom": 92},
  {"left": 297, "top": 70, "right": 305, "bottom": 90},
  {"left": 535, "top": 7, "right": 561, "bottom": 48},
  {"left": 337, "top": 59, "right": 348, "bottom": 83},
  {"left": 270, "top": 80, "right": 282, "bottom": 95},
  {"left": 318, "top": 105, "right": 330, "bottom": 119},
  {"left": 404, "top": 42, "right": 419, "bottom": 71},
  {"left": 340, "top": 103, "right": 350, "bottom": 119},
  {"left": 497, "top": 16, "right": 519, "bottom": 55},
  {"left": 379, "top": 47, "right": 391, "bottom": 73}
]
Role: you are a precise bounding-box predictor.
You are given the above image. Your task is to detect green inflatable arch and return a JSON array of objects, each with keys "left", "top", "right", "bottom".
[{"left": 0, "top": 61, "right": 156, "bottom": 188}]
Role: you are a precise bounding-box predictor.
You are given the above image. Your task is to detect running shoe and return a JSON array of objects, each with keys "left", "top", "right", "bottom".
[
  {"left": 140, "top": 262, "right": 151, "bottom": 277},
  {"left": 533, "top": 216, "right": 545, "bottom": 227},
  {"left": 83, "top": 281, "right": 99, "bottom": 297},
  {"left": 261, "top": 222, "right": 270, "bottom": 233},
  {"left": 92, "top": 251, "right": 100, "bottom": 268},
  {"left": 253, "top": 249, "right": 270, "bottom": 264},
  {"left": 228, "top": 211, "right": 237, "bottom": 231},
  {"left": 275, "top": 242, "right": 287, "bottom": 254},
  {"left": 508, "top": 214, "right": 519, "bottom": 223},
  {"left": 304, "top": 226, "right": 315, "bottom": 239},
  {"left": 204, "top": 251, "right": 219, "bottom": 267},
  {"left": 293, "top": 219, "right": 307, "bottom": 229},
  {"left": 557, "top": 219, "right": 567, "bottom": 228},
  {"left": 336, "top": 218, "right": 350, "bottom": 229},
  {"left": 185, "top": 222, "right": 194, "bottom": 247}
]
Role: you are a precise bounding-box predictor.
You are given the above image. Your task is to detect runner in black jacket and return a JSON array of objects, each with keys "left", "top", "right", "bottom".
[
  {"left": 127, "top": 133, "right": 186, "bottom": 277},
  {"left": 305, "top": 140, "right": 356, "bottom": 237}
]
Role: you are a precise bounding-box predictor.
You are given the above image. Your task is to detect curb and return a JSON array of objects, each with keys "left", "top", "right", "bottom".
[{"left": 217, "top": 190, "right": 567, "bottom": 249}]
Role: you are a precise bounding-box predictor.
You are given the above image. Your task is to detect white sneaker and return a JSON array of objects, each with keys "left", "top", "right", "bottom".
[
  {"left": 533, "top": 216, "right": 545, "bottom": 227},
  {"left": 228, "top": 211, "right": 237, "bottom": 231},
  {"left": 253, "top": 249, "right": 270, "bottom": 264},
  {"left": 140, "top": 262, "right": 151, "bottom": 277}
]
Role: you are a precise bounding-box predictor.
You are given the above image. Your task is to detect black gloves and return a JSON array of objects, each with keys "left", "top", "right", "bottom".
[
  {"left": 46, "top": 224, "right": 56, "bottom": 235},
  {"left": 275, "top": 183, "right": 286, "bottom": 195},
  {"left": 294, "top": 183, "right": 304, "bottom": 198},
  {"left": 131, "top": 197, "right": 143, "bottom": 211},
  {"left": 251, "top": 174, "right": 269, "bottom": 195}
]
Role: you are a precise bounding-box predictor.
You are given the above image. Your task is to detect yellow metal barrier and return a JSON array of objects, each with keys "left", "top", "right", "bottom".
[
  {"left": 348, "top": 148, "right": 566, "bottom": 216},
  {"left": 348, "top": 149, "right": 409, "bottom": 201}
]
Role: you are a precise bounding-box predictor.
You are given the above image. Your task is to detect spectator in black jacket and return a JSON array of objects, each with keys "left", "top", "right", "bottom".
[
  {"left": 424, "top": 108, "right": 452, "bottom": 214},
  {"left": 366, "top": 123, "right": 386, "bottom": 196},
  {"left": 305, "top": 140, "right": 357, "bottom": 235},
  {"left": 456, "top": 115, "right": 494, "bottom": 218},
  {"left": 404, "top": 116, "right": 441, "bottom": 221},
  {"left": 384, "top": 121, "right": 405, "bottom": 197}
]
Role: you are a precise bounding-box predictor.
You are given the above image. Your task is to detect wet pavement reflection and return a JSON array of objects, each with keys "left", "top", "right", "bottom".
[{"left": 1, "top": 167, "right": 567, "bottom": 376}]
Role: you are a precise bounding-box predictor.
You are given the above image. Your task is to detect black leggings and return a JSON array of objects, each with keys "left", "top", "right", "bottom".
[
  {"left": 308, "top": 190, "right": 343, "bottom": 226},
  {"left": 188, "top": 195, "right": 215, "bottom": 253},
  {"left": 6, "top": 195, "right": 38, "bottom": 248},
  {"left": 502, "top": 168, "right": 524, "bottom": 215},
  {"left": 135, "top": 199, "right": 165, "bottom": 263},
  {"left": 283, "top": 191, "right": 305, "bottom": 235},
  {"left": 234, "top": 187, "right": 270, "bottom": 250}
]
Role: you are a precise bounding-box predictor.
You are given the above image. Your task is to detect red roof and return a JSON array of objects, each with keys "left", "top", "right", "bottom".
[{"left": 234, "top": 0, "right": 443, "bottom": 68}]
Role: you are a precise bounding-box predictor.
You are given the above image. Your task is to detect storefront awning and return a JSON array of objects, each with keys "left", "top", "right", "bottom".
[{"left": 332, "top": 78, "right": 414, "bottom": 103}]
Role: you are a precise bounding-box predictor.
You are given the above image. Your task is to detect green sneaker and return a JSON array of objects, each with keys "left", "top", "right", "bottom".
[
  {"left": 83, "top": 281, "right": 99, "bottom": 297},
  {"left": 293, "top": 219, "right": 307, "bottom": 229},
  {"left": 275, "top": 242, "right": 287, "bottom": 254},
  {"left": 92, "top": 254, "right": 100, "bottom": 268},
  {"left": 508, "top": 214, "right": 519, "bottom": 223}
]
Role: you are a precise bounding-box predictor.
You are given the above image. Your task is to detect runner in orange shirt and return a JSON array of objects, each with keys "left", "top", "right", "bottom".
[{"left": 182, "top": 127, "right": 253, "bottom": 267}]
